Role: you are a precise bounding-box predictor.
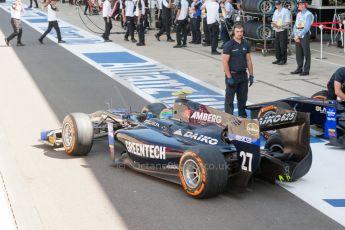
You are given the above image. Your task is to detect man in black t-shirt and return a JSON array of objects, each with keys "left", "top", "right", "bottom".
[
  {"left": 327, "top": 67, "right": 345, "bottom": 100},
  {"left": 222, "top": 23, "right": 254, "bottom": 117}
]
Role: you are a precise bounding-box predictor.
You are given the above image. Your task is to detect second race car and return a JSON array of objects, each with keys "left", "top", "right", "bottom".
[{"left": 246, "top": 90, "right": 345, "bottom": 147}]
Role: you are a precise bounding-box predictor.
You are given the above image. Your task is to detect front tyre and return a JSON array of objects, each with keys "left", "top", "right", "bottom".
[
  {"left": 179, "top": 146, "right": 228, "bottom": 199},
  {"left": 62, "top": 113, "right": 94, "bottom": 156}
]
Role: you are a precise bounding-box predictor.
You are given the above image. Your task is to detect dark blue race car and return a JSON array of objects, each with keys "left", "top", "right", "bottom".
[{"left": 40, "top": 92, "right": 312, "bottom": 199}]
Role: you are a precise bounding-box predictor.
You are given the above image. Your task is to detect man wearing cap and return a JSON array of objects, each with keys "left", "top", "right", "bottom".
[
  {"left": 272, "top": 0, "right": 291, "bottom": 65},
  {"left": 291, "top": 0, "right": 314, "bottom": 76}
]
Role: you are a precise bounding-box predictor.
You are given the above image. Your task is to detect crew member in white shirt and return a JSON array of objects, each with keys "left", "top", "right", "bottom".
[
  {"left": 271, "top": 0, "right": 291, "bottom": 65},
  {"left": 173, "top": 0, "right": 189, "bottom": 48},
  {"left": 155, "top": 0, "right": 174, "bottom": 42},
  {"left": 38, "top": 0, "right": 65, "bottom": 44},
  {"left": 5, "top": 0, "right": 25, "bottom": 46},
  {"left": 102, "top": 0, "right": 113, "bottom": 42},
  {"left": 136, "top": 0, "right": 146, "bottom": 46},
  {"left": 202, "top": 0, "right": 221, "bottom": 54},
  {"left": 122, "top": 0, "right": 137, "bottom": 42}
]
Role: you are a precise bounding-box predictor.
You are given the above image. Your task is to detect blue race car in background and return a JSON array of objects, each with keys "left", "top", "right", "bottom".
[{"left": 247, "top": 90, "right": 345, "bottom": 147}]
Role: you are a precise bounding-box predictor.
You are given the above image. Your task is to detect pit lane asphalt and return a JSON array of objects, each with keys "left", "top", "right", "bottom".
[{"left": 0, "top": 10, "right": 344, "bottom": 230}]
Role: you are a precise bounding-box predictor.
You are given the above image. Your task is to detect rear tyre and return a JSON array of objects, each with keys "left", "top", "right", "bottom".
[
  {"left": 62, "top": 113, "right": 94, "bottom": 156},
  {"left": 258, "top": 102, "right": 292, "bottom": 138},
  {"left": 141, "top": 103, "right": 167, "bottom": 118},
  {"left": 311, "top": 90, "right": 328, "bottom": 100},
  {"left": 264, "top": 134, "right": 284, "bottom": 153},
  {"left": 258, "top": 101, "right": 292, "bottom": 120},
  {"left": 179, "top": 146, "right": 228, "bottom": 199}
]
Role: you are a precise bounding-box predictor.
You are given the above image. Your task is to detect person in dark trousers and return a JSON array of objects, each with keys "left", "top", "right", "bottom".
[
  {"left": 201, "top": 2, "right": 210, "bottom": 46},
  {"left": 156, "top": 0, "right": 163, "bottom": 29},
  {"left": 135, "top": 0, "right": 146, "bottom": 46},
  {"left": 155, "top": 0, "right": 174, "bottom": 42},
  {"left": 219, "top": 0, "right": 235, "bottom": 49},
  {"left": 327, "top": 67, "right": 345, "bottom": 100},
  {"left": 28, "top": 0, "right": 39, "bottom": 8},
  {"left": 102, "top": 0, "right": 113, "bottom": 42},
  {"left": 122, "top": 0, "right": 137, "bottom": 42},
  {"left": 202, "top": 0, "right": 221, "bottom": 54},
  {"left": 38, "top": 0, "right": 65, "bottom": 44},
  {"left": 5, "top": 0, "right": 25, "bottom": 46},
  {"left": 84, "top": 0, "right": 90, "bottom": 15},
  {"left": 222, "top": 23, "right": 254, "bottom": 117},
  {"left": 173, "top": 0, "right": 189, "bottom": 48},
  {"left": 271, "top": 0, "right": 291, "bottom": 65},
  {"left": 190, "top": 0, "right": 202, "bottom": 44},
  {"left": 291, "top": 0, "right": 314, "bottom": 76}
]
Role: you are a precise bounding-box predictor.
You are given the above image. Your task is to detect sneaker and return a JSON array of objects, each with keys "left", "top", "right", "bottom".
[
  {"left": 131, "top": 38, "right": 137, "bottom": 43},
  {"left": 58, "top": 40, "right": 66, "bottom": 43},
  {"left": 104, "top": 39, "right": 112, "bottom": 42},
  {"left": 167, "top": 38, "right": 175, "bottom": 42},
  {"left": 136, "top": 42, "right": 145, "bottom": 46},
  {"left": 272, "top": 60, "right": 280, "bottom": 64},
  {"left": 4, "top": 38, "right": 9, "bottom": 46},
  {"left": 38, "top": 38, "right": 43, "bottom": 44},
  {"left": 182, "top": 44, "right": 187, "bottom": 47},
  {"left": 173, "top": 44, "right": 182, "bottom": 48},
  {"left": 16, "top": 42, "right": 25, "bottom": 46},
  {"left": 124, "top": 36, "right": 129, "bottom": 41}
]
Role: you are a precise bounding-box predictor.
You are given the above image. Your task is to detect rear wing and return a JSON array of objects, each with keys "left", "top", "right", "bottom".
[{"left": 259, "top": 109, "right": 312, "bottom": 183}]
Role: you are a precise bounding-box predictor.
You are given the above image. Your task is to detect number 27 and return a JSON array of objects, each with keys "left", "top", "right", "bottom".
[{"left": 240, "top": 151, "right": 253, "bottom": 172}]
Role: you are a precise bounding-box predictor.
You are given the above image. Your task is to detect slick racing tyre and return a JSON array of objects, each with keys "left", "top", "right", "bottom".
[
  {"left": 258, "top": 101, "right": 292, "bottom": 119},
  {"left": 283, "top": 0, "right": 297, "bottom": 12},
  {"left": 62, "top": 113, "right": 94, "bottom": 156},
  {"left": 179, "top": 146, "right": 228, "bottom": 199},
  {"left": 141, "top": 103, "right": 167, "bottom": 118},
  {"left": 264, "top": 133, "right": 284, "bottom": 153},
  {"left": 311, "top": 90, "right": 328, "bottom": 100},
  {"left": 244, "top": 20, "right": 273, "bottom": 40},
  {"left": 242, "top": 0, "right": 274, "bottom": 15}
]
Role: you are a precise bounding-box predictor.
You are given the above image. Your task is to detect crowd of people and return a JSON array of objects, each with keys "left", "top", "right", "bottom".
[{"left": 5, "top": 0, "right": 345, "bottom": 118}]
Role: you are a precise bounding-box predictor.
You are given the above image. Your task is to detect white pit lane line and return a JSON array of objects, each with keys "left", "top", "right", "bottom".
[
  {"left": 0, "top": 171, "right": 16, "bottom": 230},
  {"left": 1, "top": 2, "right": 344, "bottom": 227},
  {"left": 280, "top": 143, "right": 345, "bottom": 227}
]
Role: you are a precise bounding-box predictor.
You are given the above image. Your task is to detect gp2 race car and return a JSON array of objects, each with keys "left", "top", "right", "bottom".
[
  {"left": 40, "top": 91, "right": 312, "bottom": 199},
  {"left": 246, "top": 90, "right": 345, "bottom": 147}
]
